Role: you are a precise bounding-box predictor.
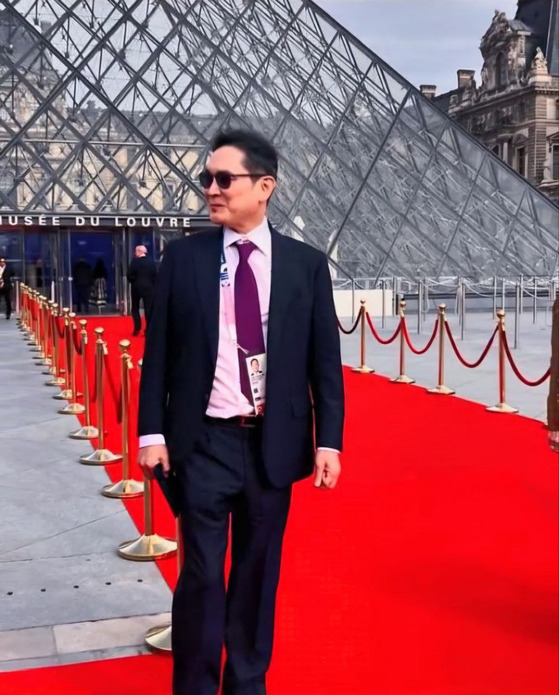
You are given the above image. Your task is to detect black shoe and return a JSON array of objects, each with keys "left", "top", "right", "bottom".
[{"left": 5, "top": 315, "right": 10, "bottom": 320}]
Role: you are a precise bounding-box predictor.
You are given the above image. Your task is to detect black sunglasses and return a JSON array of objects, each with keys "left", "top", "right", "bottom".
[{"left": 199, "top": 169, "right": 267, "bottom": 190}]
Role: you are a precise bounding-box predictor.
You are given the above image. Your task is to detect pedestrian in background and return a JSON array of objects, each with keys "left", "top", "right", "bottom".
[{"left": 127, "top": 245, "right": 157, "bottom": 336}]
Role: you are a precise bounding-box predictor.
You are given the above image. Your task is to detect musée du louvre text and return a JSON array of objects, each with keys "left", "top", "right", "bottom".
[{"left": 0, "top": 214, "right": 194, "bottom": 228}]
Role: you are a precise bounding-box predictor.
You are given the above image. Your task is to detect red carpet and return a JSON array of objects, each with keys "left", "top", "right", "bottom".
[{"left": 2, "top": 316, "right": 557, "bottom": 694}]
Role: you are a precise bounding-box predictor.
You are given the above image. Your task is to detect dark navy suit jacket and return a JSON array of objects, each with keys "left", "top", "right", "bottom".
[{"left": 138, "top": 225, "right": 344, "bottom": 488}]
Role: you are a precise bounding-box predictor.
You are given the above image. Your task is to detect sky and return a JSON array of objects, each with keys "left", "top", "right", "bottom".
[{"left": 318, "top": 0, "right": 520, "bottom": 94}]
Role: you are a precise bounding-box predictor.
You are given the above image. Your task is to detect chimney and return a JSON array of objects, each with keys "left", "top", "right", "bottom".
[
  {"left": 420, "top": 84, "right": 437, "bottom": 100},
  {"left": 457, "top": 70, "right": 475, "bottom": 89}
]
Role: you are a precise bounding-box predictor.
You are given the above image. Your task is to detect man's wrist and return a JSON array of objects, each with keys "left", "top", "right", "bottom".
[{"left": 317, "top": 447, "right": 340, "bottom": 454}]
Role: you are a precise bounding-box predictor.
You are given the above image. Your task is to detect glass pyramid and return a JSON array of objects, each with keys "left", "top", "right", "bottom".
[{"left": 1, "top": 0, "right": 557, "bottom": 281}]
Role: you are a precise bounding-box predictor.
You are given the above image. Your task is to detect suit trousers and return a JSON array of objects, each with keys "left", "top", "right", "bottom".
[
  {"left": 75, "top": 284, "right": 90, "bottom": 314},
  {"left": 131, "top": 286, "right": 153, "bottom": 333},
  {"left": 172, "top": 420, "right": 292, "bottom": 695}
]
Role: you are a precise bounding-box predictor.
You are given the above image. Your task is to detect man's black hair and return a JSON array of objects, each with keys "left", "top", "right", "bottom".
[{"left": 211, "top": 129, "right": 278, "bottom": 179}]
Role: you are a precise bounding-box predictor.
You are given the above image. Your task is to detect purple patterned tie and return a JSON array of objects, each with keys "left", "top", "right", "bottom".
[{"left": 234, "top": 241, "right": 265, "bottom": 404}]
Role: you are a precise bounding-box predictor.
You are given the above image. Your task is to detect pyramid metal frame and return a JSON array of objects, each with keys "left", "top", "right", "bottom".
[{"left": 0, "top": 0, "right": 557, "bottom": 280}]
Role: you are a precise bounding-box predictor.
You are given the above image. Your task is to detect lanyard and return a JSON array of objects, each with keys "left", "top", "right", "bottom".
[{"left": 220, "top": 244, "right": 248, "bottom": 354}]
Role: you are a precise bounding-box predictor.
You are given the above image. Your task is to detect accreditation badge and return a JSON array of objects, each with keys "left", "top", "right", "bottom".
[{"left": 245, "top": 352, "right": 267, "bottom": 415}]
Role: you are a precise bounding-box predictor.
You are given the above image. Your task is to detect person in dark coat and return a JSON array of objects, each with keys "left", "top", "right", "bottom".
[
  {"left": 72, "top": 258, "right": 93, "bottom": 314},
  {"left": 0, "top": 257, "right": 14, "bottom": 319},
  {"left": 127, "top": 245, "right": 157, "bottom": 336},
  {"left": 548, "top": 297, "right": 559, "bottom": 452},
  {"left": 137, "top": 129, "right": 344, "bottom": 695}
]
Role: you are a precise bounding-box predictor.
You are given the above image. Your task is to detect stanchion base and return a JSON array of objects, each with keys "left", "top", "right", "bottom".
[
  {"left": 391, "top": 375, "right": 415, "bottom": 384},
  {"left": 58, "top": 402, "right": 86, "bottom": 415},
  {"left": 118, "top": 534, "right": 177, "bottom": 561},
  {"left": 145, "top": 624, "right": 172, "bottom": 652},
  {"left": 53, "top": 389, "right": 73, "bottom": 400},
  {"left": 32, "top": 354, "right": 45, "bottom": 361},
  {"left": 428, "top": 385, "right": 455, "bottom": 395},
  {"left": 102, "top": 479, "right": 145, "bottom": 499},
  {"left": 79, "top": 449, "right": 122, "bottom": 465},
  {"left": 351, "top": 366, "right": 375, "bottom": 374},
  {"left": 43, "top": 367, "right": 56, "bottom": 376},
  {"left": 69, "top": 425, "right": 99, "bottom": 440},
  {"left": 486, "top": 403, "right": 519, "bottom": 414},
  {"left": 46, "top": 377, "right": 65, "bottom": 387}
]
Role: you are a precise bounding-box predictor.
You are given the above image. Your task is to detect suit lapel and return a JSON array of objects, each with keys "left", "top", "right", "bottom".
[
  {"left": 267, "top": 225, "right": 297, "bottom": 371},
  {"left": 194, "top": 228, "right": 223, "bottom": 368}
]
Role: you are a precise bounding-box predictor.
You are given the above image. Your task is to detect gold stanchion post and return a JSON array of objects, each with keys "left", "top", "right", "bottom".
[
  {"left": 58, "top": 313, "right": 86, "bottom": 415},
  {"left": 487, "top": 309, "right": 519, "bottom": 414},
  {"left": 428, "top": 304, "right": 455, "bottom": 395},
  {"left": 145, "top": 518, "right": 182, "bottom": 652},
  {"left": 70, "top": 320, "right": 100, "bottom": 439},
  {"left": 79, "top": 328, "right": 122, "bottom": 465},
  {"left": 118, "top": 473, "right": 177, "bottom": 560},
  {"left": 391, "top": 300, "right": 415, "bottom": 384},
  {"left": 102, "top": 340, "right": 144, "bottom": 498},
  {"left": 351, "top": 300, "right": 374, "bottom": 374},
  {"left": 53, "top": 308, "right": 74, "bottom": 400},
  {"left": 119, "top": 357, "right": 176, "bottom": 559}
]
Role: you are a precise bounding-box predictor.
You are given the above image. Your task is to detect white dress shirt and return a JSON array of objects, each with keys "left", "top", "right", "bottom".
[{"left": 139, "top": 219, "right": 337, "bottom": 453}]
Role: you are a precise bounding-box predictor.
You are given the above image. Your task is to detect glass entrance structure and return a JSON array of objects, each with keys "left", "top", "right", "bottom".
[{"left": 1, "top": 0, "right": 557, "bottom": 285}]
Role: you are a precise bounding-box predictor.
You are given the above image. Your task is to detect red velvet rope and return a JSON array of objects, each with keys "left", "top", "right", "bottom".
[
  {"left": 445, "top": 322, "right": 498, "bottom": 369},
  {"left": 402, "top": 319, "right": 439, "bottom": 355},
  {"left": 91, "top": 357, "right": 98, "bottom": 405},
  {"left": 502, "top": 331, "right": 551, "bottom": 387},
  {"left": 365, "top": 313, "right": 402, "bottom": 345},
  {"left": 337, "top": 308, "right": 362, "bottom": 335},
  {"left": 102, "top": 351, "right": 122, "bottom": 421},
  {"left": 55, "top": 316, "right": 66, "bottom": 339},
  {"left": 72, "top": 327, "right": 83, "bottom": 356},
  {"left": 128, "top": 367, "right": 141, "bottom": 422}
]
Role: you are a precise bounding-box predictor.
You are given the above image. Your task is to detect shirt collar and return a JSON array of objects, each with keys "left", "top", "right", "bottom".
[{"left": 224, "top": 218, "right": 271, "bottom": 256}]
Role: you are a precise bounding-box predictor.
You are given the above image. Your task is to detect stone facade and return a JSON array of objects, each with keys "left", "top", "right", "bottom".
[{"left": 430, "top": 2, "right": 559, "bottom": 202}]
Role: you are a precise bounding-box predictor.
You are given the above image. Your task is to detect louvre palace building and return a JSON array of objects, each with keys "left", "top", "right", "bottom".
[
  {"left": 430, "top": 0, "right": 559, "bottom": 203},
  {"left": 0, "top": 0, "right": 557, "bottom": 312}
]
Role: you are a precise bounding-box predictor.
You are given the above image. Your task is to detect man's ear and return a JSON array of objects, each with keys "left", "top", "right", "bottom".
[{"left": 260, "top": 176, "right": 276, "bottom": 202}]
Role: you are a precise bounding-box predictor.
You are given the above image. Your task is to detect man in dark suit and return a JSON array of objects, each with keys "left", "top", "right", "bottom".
[
  {"left": 72, "top": 257, "right": 93, "bottom": 314},
  {"left": 127, "top": 245, "right": 157, "bottom": 336},
  {"left": 138, "top": 129, "right": 344, "bottom": 695},
  {"left": 0, "top": 257, "right": 14, "bottom": 319}
]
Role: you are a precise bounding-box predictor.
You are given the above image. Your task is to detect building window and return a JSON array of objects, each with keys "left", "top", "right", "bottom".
[
  {"left": 496, "top": 53, "right": 507, "bottom": 87},
  {"left": 518, "top": 101, "right": 526, "bottom": 122},
  {"left": 492, "top": 144, "right": 501, "bottom": 157},
  {"left": 553, "top": 145, "right": 559, "bottom": 181},
  {"left": 516, "top": 147, "right": 526, "bottom": 177},
  {"left": 556, "top": 99, "right": 559, "bottom": 121}
]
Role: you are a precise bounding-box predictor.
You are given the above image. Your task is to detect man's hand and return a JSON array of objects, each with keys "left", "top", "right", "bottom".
[
  {"left": 138, "top": 444, "right": 170, "bottom": 480},
  {"left": 313, "top": 450, "right": 341, "bottom": 490},
  {"left": 549, "top": 431, "right": 559, "bottom": 452}
]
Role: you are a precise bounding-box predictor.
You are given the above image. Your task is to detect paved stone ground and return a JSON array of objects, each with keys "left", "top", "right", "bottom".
[
  {"left": 0, "top": 318, "right": 172, "bottom": 672},
  {"left": 340, "top": 307, "right": 553, "bottom": 422}
]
